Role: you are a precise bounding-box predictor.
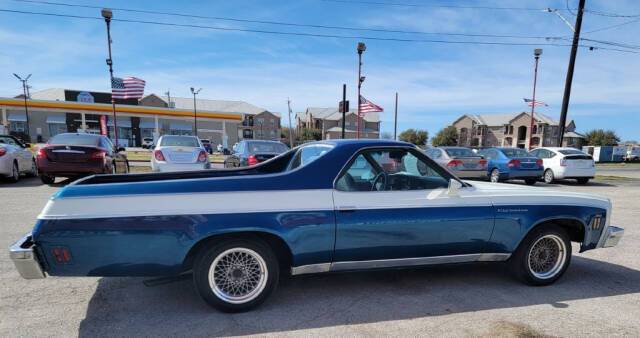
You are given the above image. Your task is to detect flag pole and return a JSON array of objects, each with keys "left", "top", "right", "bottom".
[
  {"left": 357, "top": 42, "right": 366, "bottom": 139},
  {"left": 102, "top": 8, "right": 119, "bottom": 148},
  {"left": 394, "top": 92, "right": 398, "bottom": 140}
]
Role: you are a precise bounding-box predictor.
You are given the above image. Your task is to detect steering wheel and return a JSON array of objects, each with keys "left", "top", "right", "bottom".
[{"left": 371, "top": 171, "right": 387, "bottom": 191}]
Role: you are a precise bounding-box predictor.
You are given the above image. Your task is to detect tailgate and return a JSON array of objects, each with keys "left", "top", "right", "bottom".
[
  {"left": 45, "top": 146, "right": 97, "bottom": 163},
  {"left": 564, "top": 155, "right": 594, "bottom": 168}
]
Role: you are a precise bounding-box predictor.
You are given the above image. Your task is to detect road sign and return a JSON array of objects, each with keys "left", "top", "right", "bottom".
[{"left": 339, "top": 100, "right": 349, "bottom": 113}]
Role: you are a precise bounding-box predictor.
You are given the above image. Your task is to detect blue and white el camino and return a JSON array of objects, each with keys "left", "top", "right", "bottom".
[{"left": 10, "top": 140, "right": 624, "bottom": 312}]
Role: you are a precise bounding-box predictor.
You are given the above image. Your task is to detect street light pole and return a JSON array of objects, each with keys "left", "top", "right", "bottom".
[
  {"left": 190, "top": 87, "right": 201, "bottom": 138},
  {"left": 528, "top": 49, "right": 542, "bottom": 151},
  {"left": 287, "top": 98, "right": 294, "bottom": 147},
  {"left": 101, "top": 8, "right": 119, "bottom": 148},
  {"left": 13, "top": 73, "right": 31, "bottom": 141},
  {"left": 356, "top": 42, "right": 366, "bottom": 139}
]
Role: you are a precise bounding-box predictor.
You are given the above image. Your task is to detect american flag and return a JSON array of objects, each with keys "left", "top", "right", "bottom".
[
  {"left": 359, "top": 96, "right": 384, "bottom": 113},
  {"left": 111, "top": 77, "right": 146, "bottom": 99},
  {"left": 523, "top": 98, "right": 548, "bottom": 107}
]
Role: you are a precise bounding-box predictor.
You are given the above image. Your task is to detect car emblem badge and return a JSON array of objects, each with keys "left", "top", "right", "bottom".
[{"left": 66, "top": 146, "right": 70, "bottom": 150}]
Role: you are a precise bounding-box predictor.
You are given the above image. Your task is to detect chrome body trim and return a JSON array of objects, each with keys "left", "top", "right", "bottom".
[
  {"left": 602, "top": 226, "right": 624, "bottom": 248},
  {"left": 9, "top": 233, "right": 46, "bottom": 279},
  {"left": 51, "top": 149, "right": 85, "bottom": 154},
  {"left": 290, "top": 253, "right": 511, "bottom": 276}
]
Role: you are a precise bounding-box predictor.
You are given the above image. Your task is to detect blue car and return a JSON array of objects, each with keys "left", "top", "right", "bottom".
[
  {"left": 478, "top": 147, "right": 544, "bottom": 185},
  {"left": 9, "top": 140, "right": 624, "bottom": 312}
]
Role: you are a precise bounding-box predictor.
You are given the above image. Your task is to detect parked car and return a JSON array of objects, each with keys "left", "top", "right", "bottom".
[
  {"left": 141, "top": 137, "right": 154, "bottom": 149},
  {"left": 624, "top": 146, "right": 640, "bottom": 162},
  {"left": 200, "top": 139, "right": 213, "bottom": 154},
  {"left": 0, "top": 135, "right": 38, "bottom": 183},
  {"left": 224, "top": 140, "right": 289, "bottom": 168},
  {"left": 530, "top": 147, "right": 596, "bottom": 184},
  {"left": 36, "top": 133, "right": 129, "bottom": 184},
  {"left": 151, "top": 135, "right": 210, "bottom": 172},
  {"left": 10, "top": 139, "right": 624, "bottom": 312},
  {"left": 477, "top": 147, "right": 543, "bottom": 185},
  {"left": 425, "top": 146, "right": 487, "bottom": 179}
]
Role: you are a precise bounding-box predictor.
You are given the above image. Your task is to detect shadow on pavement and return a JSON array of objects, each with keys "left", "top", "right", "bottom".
[
  {"left": 0, "top": 176, "right": 75, "bottom": 188},
  {"left": 78, "top": 256, "right": 640, "bottom": 337}
]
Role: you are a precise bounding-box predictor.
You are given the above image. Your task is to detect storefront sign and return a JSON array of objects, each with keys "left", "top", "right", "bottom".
[
  {"left": 100, "top": 115, "right": 107, "bottom": 136},
  {"left": 77, "top": 91, "right": 95, "bottom": 103}
]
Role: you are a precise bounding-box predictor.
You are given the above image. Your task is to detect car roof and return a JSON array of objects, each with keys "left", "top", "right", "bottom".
[{"left": 53, "top": 133, "right": 101, "bottom": 138}]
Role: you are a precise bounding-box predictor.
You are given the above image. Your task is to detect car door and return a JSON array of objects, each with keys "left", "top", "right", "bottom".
[{"left": 332, "top": 147, "right": 496, "bottom": 266}]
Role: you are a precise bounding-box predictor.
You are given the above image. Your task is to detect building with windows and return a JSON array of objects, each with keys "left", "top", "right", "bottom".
[
  {"left": 140, "top": 94, "right": 281, "bottom": 142},
  {"left": 450, "top": 112, "right": 584, "bottom": 149},
  {"left": 0, "top": 89, "right": 242, "bottom": 147},
  {"left": 295, "top": 107, "right": 380, "bottom": 139}
]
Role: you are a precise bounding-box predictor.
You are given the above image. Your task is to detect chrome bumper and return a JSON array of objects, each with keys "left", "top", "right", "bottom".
[
  {"left": 9, "top": 233, "right": 46, "bottom": 279},
  {"left": 602, "top": 226, "right": 624, "bottom": 248}
]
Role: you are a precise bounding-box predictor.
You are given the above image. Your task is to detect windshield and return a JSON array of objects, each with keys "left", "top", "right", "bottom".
[
  {"left": 160, "top": 136, "right": 199, "bottom": 147},
  {"left": 501, "top": 148, "right": 532, "bottom": 158},
  {"left": 558, "top": 149, "right": 586, "bottom": 155},
  {"left": 0, "top": 136, "right": 19, "bottom": 146},
  {"left": 48, "top": 134, "right": 100, "bottom": 146},
  {"left": 444, "top": 148, "right": 476, "bottom": 157},
  {"left": 247, "top": 141, "right": 288, "bottom": 153},
  {"left": 200, "top": 140, "right": 210, "bottom": 144}
]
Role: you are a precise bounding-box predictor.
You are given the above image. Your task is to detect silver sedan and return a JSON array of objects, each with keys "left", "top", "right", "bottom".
[
  {"left": 0, "top": 135, "right": 38, "bottom": 183},
  {"left": 424, "top": 146, "right": 487, "bottom": 179},
  {"left": 150, "top": 135, "right": 211, "bottom": 172}
]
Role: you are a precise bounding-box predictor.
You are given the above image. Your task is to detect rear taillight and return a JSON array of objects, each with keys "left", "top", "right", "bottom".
[
  {"left": 0, "top": 148, "right": 6, "bottom": 157},
  {"left": 478, "top": 159, "right": 487, "bottom": 166},
  {"left": 506, "top": 160, "right": 520, "bottom": 167},
  {"left": 536, "top": 159, "right": 543, "bottom": 165},
  {"left": 446, "top": 159, "right": 462, "bottom": 167},
  {"left": 91, "top": 150, "right": 106, "bottom": 159},
  {"left": 560, "top": 158, "right": 567, "bottom": 167},
  {"left": 36, "top": 148, "right": 46, "bottom": 158},
  {"left": 248, "top": 155, "right": 259, "bottom": 166},
  {"left": 154, "top": 150, "right": 165, "bottom": 161},
  {"left": 197, "top": 151, "right": 207, "bottom": 162}
]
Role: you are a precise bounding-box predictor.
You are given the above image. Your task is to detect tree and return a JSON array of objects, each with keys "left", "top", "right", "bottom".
[
  {"left": 380, "top": 131, "right": 393, "bottom": 140},
  {"left": 398, "top": 129, "right": 428, "bottom": 146},
  {"left": 298, "top": 128, "right": 322, "bottom": 142},
  {"left": 280, "top": 127, "right": 294, "bottom": 147},
  {"left": 584, "top": 129, "right": 620, "bottom": 146},
  {"left": 431, "top": 126, "right": 459, "bottom": 146}
]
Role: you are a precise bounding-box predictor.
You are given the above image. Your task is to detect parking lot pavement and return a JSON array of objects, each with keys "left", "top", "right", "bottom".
[
  {"left": 596, "top": 164, "right": 640, "bottom": 179},
  {"left": 1, "top": 178, "right": 639, "bottom": 337}
]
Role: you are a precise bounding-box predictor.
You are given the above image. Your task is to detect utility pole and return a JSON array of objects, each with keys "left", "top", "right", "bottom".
[
  {"left": 13, "top": 73, "right": 31, "bottom": 141},
  {"left": 190, "top": 87, "right": 201, "bottom": 138},
  {"left": 341, "top": 84, "right": 347, "bottom": 139},
  {"left": 165, "top": 89, "right": 171, "bottom": 107},
  {"left": 287, "top": 98, "right": 294, "bottom": 147},
  {"left": 101, "top": 8, "right": 120, "bottom": 148},
  {"left": 394, "top": 92, "right": 398, "bottom": 140},
  {"left": 558, "top": 0, "right": 585, "bottom": 147},
  {"left": 529, "top": 49, "right": 542, "bottom": 151}
]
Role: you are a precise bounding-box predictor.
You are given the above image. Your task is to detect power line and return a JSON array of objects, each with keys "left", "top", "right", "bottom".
[
  {"left": 584, "top": 9, "right": 640, "bottom": 18},
  {"left": 319, "top": 0, "right": 567, "bottom": 11},
  {"left": 8, "top": 0, "right": 559, "bottom": 40},
  {"left": 583, "top": 17, "right": 640, "bottom": 34},
  {"left": 1, "top": 8, "right": 638, "bottom": 53}
]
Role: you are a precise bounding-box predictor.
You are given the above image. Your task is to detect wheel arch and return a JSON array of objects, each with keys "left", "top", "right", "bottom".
[
  {"left": 516, "top": 217, "right": 586, "bottom": 250},
  {"left": 182, "top": 231, "right": 293, "bottom": 274}
]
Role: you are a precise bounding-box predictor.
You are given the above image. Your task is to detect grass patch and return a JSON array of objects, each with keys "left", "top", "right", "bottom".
[
  {"left": 124, "top": 152, "right": 225, "bottom": 162},
  {"left": 129, "top": 165, "right": 152, "bottom": 173},
  {"left": 593, "top": 175, "right": 639, "bottom": 182},
  {"left": 596, "top": 162, "right": 640, "bottom": 167}
]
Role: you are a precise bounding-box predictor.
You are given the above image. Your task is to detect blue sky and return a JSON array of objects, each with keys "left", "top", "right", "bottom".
[{"left": 1, "top": 0, "right": 639, "bottom": 141}]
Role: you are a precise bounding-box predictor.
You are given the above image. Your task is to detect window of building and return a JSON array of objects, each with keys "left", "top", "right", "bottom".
[
  {"left": 504, "top": 125, "right": 509, "bottom": 134},
  {"left": 9, "top": 121, "right": 26, "bottom": 133},
  {"left": 270, "top": 130, "right": 275, "bottom": 137},
  {"left": 48, "top": 123, "right": 67, "bottom": 137},
  {"left": 509, "top": 126, "right": 514, "bottom": 134},
  {"left": 345, "top": 121, "right": 350, "bottom": 126},
  {"left": 257, "top": 117, "right": 265, "bottom": 125},
  {"left": 243, "top": 129, "right": 253, "bottom": 139},
  {"left": 532, "top": 125, "right": 537, "bottom": 134},
  {"left": 257, "top": 129, "right": 264, "bottom": 138},
  {"left": 270, "top": 118, "right": 274, "bottom": 126}
]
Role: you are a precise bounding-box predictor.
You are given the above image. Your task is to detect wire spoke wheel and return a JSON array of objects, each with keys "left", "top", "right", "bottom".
[
  {"left": 208, "top": 248, "right": 268, "bottom": 304},
  {"left": 527, "top": 234, "right": 566, "bottom": 279}
]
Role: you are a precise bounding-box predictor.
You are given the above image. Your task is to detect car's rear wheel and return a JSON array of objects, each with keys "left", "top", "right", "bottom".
[
  {"left": 576, "top": 178, "right": 589, "bottom": 184},
  {"left": 543, "top": 169, "right": 554, "bottom": 184},
  {"left": 193, "top": 239, "right": 279, "bottom": 312},
  {"left": 524, "top": 178, "right": 537, "bottom": 185},
  {"left": 40, "top": 173, "right": 55, "bottom": 184},
  {"left": 490, "top": 168, "right": 500, "bottom": 183},
  {"left": 8, "top": 161, "right": 19, "bottom": 183},
  {"left": 509, "top": 224, "right": 571, "bottom": 285}
]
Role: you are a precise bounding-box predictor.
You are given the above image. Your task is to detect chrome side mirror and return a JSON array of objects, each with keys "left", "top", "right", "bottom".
[{"left": 448, "top": 179, "right": 463, "bottom": 196}]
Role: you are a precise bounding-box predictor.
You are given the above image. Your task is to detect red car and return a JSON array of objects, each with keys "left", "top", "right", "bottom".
[{"left": 36, "top": 133, "right": 129, "bottom": 184}]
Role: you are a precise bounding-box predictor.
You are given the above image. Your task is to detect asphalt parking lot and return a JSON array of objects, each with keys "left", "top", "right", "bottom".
[{"left": 1, "top": 176, "right": 639, "bottom": 337}]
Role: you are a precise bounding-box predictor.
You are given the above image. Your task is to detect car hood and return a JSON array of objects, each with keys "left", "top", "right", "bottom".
[{"left": 464, "top": 180, "right": 611, "bottom": 210}]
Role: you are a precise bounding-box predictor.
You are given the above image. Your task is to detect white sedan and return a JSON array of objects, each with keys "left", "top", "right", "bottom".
[
  {"left": 530, "top": 147, "right": 596, "bottom": 184},
  {"left": 0, "top": 135, "right": 38, "bottom": 183},
  {"left": 151, "top": 135, "right": 211, "bottom": 172}
]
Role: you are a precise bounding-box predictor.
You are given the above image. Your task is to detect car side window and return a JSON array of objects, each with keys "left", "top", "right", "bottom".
[
  {"left": 484, "top": 150, "right": 494, "bottom": 160},
  {"left": 288, "top": 145, "right": 332, "bottom": 171},
  {"left": 335, "top": 148, "right": 451, "bottom": 192},
  {"left": 432, "top": 149, "right": 441, "bottom": 159},
  {"left": 547, "top": 150, "right": 557, "bottom": 158}
]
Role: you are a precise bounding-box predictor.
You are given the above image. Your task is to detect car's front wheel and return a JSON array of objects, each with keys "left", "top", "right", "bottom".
[
  {"left": 543, "top": 169, "right": 555, "bottom": 184},
  {"left": 509, "top": 224, "right": 571, "bottom": 285},
  {"left": 193, "top": 239, "right": 279, "bottom": 312}
]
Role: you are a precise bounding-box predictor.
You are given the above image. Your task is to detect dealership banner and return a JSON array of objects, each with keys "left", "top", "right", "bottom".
[{"left": 100, "top": 115, "right": 107, "bottom": 136}]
